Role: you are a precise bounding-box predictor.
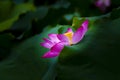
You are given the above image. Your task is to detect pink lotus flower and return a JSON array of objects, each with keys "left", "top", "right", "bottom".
[
  {"left": 95, "top": 0, "right": 110, "bottom": 11},
  {"left": 40, "top": 20, "right": 89, "bottom": 58}
]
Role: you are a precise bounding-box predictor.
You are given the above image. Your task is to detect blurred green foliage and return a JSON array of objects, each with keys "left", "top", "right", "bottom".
[{"left": 0, "top": 0, "right": 120, "bottom": 80}]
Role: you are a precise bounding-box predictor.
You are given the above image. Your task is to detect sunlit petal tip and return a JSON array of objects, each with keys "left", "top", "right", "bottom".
[
  {"left": 40, "top": 42, "right": 52, "bottom": 49},
  {"left": 72, "top": 28, "right": 83, "bottom": 44},
  {"left": 82, "top": 19, "right": 89, "bottom": 28},
  {"left": 48, "top": 33, "right": 60, "bottom": 43},
  {"left": 40, "top": 38, "right": 54, "bottom": 48},
  {"left": 48, "top": 34, "right": 57, "bottom": 39},
  {"left": 72, "top": 20, "right": 89, "bottom": 44}
]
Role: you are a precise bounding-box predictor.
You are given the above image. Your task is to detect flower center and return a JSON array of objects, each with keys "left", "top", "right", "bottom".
[{"left": 64, "top": 32, "right": 73, "bottom": 45}]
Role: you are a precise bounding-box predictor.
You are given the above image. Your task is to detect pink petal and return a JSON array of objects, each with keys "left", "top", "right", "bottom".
[
  {"left": 104, "top": 0, "right": 110, "bottom": 7},
  {"left": 40, "top": 38, "right": 54, "bottom": 49},
  {"left": 95, "top": 0, "right": 103, "bottom": 7},
  {"left": 72, "top": 26, "right": 84, "bottom": 44},
  {"left": 48, "top": 34, "right": 60, "bottom": 43},
  {"left": 42, "top": 42, "right": 64, "bottom": 58},
  {"left": 81, "top": 19, "right": 89, "bottom": 31},
  {"left": 57, "top": 34, "right": 69, "bottom": 45},
  {"left": 66, "top": 28, "right": 73, "bottom": 33},
  {"left": 72, "top": 20, "right": 89, "bottom": 44},
  {"left": 95, "top": 0, "right": 108, "bottom": 11}
]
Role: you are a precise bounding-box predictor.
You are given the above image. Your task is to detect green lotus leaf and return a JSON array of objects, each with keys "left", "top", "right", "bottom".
[
  {"left": 0, "top": 25, "right": 70, "bottom": 80},
  {"left": 57, "top": 18, "right": 120, "bottom": 80}
]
